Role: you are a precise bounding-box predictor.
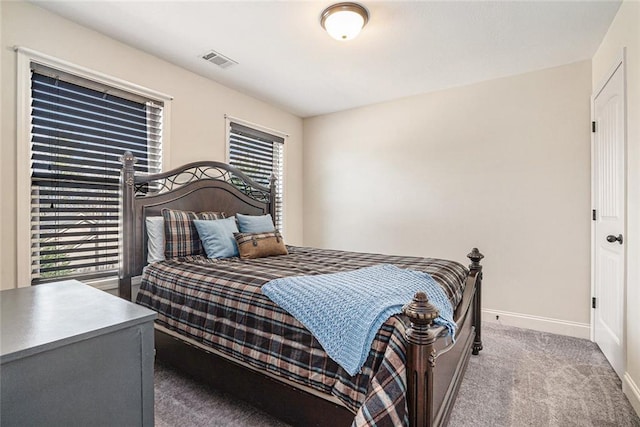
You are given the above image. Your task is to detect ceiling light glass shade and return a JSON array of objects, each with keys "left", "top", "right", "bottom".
[{"left": 321, "top": 3, "right": 369, "bottom": 41}]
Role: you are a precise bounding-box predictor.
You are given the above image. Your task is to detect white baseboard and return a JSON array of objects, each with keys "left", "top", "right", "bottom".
[
  {"left": 623, "top": 373, "right": 640, "bottom": 417},
  {"left": 482, "top": 308, "right": 591, "bottom": 339}
]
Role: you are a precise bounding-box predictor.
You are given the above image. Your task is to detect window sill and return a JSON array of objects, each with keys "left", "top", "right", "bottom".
[{"left": 85, "top": 276, "right": 141, "bottom": 292}]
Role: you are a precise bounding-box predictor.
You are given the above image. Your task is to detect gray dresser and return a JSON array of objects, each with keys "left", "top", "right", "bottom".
[{"left": 0, "top": 280, "right": 156, "bottom": 426}]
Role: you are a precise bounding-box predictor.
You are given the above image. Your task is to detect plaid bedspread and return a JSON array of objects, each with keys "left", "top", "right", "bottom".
[{"left": 137, "top": 246, "right": 468, "bottom": 426}]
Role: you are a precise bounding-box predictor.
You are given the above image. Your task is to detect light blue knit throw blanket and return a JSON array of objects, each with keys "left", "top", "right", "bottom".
[{"left": 261, "top": 264, "right": 456, "bottom": 376}]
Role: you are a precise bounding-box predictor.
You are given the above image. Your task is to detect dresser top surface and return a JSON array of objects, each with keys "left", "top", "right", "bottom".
[{"left": 1, "top": 280, "right": 156, "bottom": 362}]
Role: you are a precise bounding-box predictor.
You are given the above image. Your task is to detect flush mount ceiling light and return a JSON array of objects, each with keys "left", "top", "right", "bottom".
[{"left": 320, "top": 2, "right": 369, "bottom": 41}]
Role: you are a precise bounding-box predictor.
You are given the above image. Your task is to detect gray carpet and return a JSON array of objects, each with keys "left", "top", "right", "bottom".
[
  {"left": 155, "top": 323, "right": 640, "bottom": 426},
  {"left": 154, "top": 364, "right": 288, "bottom": 427},
  {"left": 448, "top": 323, "right": 639, "bottom": 427}
]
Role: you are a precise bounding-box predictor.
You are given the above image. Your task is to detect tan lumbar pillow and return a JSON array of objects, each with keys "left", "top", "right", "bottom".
[{"left": 234, "top": 231, "right": 288, "bottom": 259}]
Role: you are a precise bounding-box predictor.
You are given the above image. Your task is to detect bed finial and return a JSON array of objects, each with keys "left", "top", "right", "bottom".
[
  {"left": 121, "top": 151, "right": 136, "bottom": 165},
  {"left": 403, "top": 292, "right": 440, "bottom": 331},
  {"left": 403, "top": 292, "right": 439, "bottom": 426},
  {"left": 121, "top": 151, "right": 137, "bottom": 185},
  {"left": 467, "top": 248, "right": 484, "bottom": 272}
]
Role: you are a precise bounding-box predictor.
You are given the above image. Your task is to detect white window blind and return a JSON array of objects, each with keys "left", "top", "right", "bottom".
[
  {"left": 228, "top": 122, "right": 284, "bottom": 231},
  {"left": 30, "top": 65, "right": 163, "bottom": 284}
]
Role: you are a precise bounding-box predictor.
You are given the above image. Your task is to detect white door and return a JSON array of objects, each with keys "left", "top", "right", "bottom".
[{"left": 592, "top": 60, "right": 626, "bottom": 379}]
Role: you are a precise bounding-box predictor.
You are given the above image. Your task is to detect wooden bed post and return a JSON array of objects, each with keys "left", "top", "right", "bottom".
[
  {"left": 403, "top": 292, "right": 440, "bottom": 427},
  {"left": 268, "top": 174, "right": 277, "bottom": 221},
  {"left": 467, "top": 248, "right": 484, "bottom": 355},
  {"left": 119, "top": 151, "right": 136, "bottom": 300}
]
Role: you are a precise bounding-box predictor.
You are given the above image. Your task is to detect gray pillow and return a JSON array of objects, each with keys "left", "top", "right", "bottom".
[{"left": 146, "top": 216, "right": 165, "bottom": 263}]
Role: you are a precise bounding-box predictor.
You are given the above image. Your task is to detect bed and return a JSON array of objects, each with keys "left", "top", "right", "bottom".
[{"left": 118, "top": 152, "right": 484, "bottom": 427}]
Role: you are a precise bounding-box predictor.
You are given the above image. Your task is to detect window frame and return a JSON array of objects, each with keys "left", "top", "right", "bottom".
[
  {"left": 16, "top": 46, "right": 173, "bottom": 289},
  {"left": 224, "top": 115, "right": 287, "bottom": 233}
]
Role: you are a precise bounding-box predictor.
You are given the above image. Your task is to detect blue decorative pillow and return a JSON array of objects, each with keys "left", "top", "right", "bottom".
[
  {"left": 236, "top": 213, "right": 276, "bottom": 233},
  {"left": 193, "top": 217, "right": 239, "bottom": 259}
]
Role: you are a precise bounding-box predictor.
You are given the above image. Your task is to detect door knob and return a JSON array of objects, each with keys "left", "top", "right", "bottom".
[{"left": 606, "top": 234, "right": 623, "bottom": 244}]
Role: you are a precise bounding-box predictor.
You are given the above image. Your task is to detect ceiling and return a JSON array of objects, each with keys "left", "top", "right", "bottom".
[{"left": 34, "top": 1, "right": 621, "bottom": 118}]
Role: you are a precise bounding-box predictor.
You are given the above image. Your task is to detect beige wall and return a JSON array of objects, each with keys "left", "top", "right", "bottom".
[
  {"left": 304, "top": 61, "right": 592, "bottom": 330},
  {"left": 0, "top": 1, "right": 304, "bottom": 290},
  {"left": 592, "top": 0, "right": 640, "bottom": 415}
]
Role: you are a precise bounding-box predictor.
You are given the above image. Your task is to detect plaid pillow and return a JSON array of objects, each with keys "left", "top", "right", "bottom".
[
  {"left": 162, "top": 209, "right": 225, "bottom": 258},
  {"left": 234, "top": 231, "right": 288, "bottom": 259},
  {"left": 198, "top": 211, "right": 225, "bottom": 221}
]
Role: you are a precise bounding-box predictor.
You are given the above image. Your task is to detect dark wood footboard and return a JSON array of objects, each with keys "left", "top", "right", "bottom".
[{"left": 403, "top": 248, "right": 483, "bottom": 427}]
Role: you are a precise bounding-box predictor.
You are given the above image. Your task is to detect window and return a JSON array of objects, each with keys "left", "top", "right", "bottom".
[
  {"left": 27, "top": 63, "right": 163, "bottom": 284},
  {"left": 227, "top": 121, "right": 285, "bottom": 231}
]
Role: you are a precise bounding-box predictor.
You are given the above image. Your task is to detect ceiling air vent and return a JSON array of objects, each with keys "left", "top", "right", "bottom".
[{"left": 201, "top": 50, "right": 238, "bottom": 69}]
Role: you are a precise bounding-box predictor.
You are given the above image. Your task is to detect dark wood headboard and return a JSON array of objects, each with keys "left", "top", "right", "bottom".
[{"left": 119, "top": 151, "right": 275, "bottom": 299}]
